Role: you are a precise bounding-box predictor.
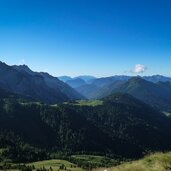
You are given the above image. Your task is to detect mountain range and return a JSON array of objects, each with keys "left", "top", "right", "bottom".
[
  {"left": 59, "top": 75, "right": 171, "bottom": 112},
  {"left": 1, "top": 61, "right": 171, "bottom": 112},
  {"left": 0, "top": 61, "right": 171, "bottom": 163},
  {"left": 59, "top": 75, "right": 96, "bottom": 83},
  {"left": 0, "top": 61, "right": 84, "bottom": 104},
  {"left": 110, "top": 77, "right": 171, "bottom": 111},
  {"left": 59, "top": 75, "right": 171, "bottom": 89}
]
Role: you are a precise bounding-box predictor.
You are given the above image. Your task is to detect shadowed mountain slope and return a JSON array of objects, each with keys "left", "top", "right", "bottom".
[
  {"left": 110, "top": 77, "right": 171, "bottom": 111},
  {"left": 0, "top": 61, "right": 84, "bottom": 103}
]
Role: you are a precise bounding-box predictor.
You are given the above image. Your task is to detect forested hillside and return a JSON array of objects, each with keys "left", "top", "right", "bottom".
[{"left": 0, "top": 89, "right": 171, "bottom": 163}]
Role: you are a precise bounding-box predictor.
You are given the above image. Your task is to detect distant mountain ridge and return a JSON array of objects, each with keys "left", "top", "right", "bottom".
[
  {"left": 144, "top": 75, "right": 171, "bottom": 83},
  {"left": 75, "top": 75, "right": 96, "bottom": 83},
  {"left": 58, "top": 75, "right": 96, "bottom": 83},
  {"left": 66, "top": 78, "right": 86, "bottom": 88},
  {"left": 58, "top": 76, "right": 72, "bottom": 82},
  {"left": 60, "top": 75, "right": 171, "bottom": 101},
  {"left": 2, "top": 61, "right": 171, "bottom": 109},
  {"left": 59, "top": 75, "right": 171, "bottom": 87},
  {"left": 90, "top": 77, "right": 171, "bottom": 111},
  {"left": 111, "top": 77, "right": 171, "bottom": 110},
  {"left": 63, "top": 75, "right": 171, "bottom": 111},
  {"left": 0, "top": 61, "right": 85, "bottom": 103}
]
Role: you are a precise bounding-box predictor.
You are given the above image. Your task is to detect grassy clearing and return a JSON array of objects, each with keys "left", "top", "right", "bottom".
[
  {"left": 27, "top": 159, "right": 83, "bottom": 171},
  {"left": 0, "top": 148, "right": 5, "bottom": 154},
  {"left": 0, "top": 159, "right": 83, "bottom": 171},
  {"left": 76, "top": 100, "right": 103, "bottom": 106},
  {"left": 64, "top": 100, "right": 103, "bottom": 107},
  {"left": 93, "top": 152, "right": 171, "bottom": 171},
  {"left": 20, "top": 101, "right": 42, "bottom": 106},
  {"left": 163, "top": 111, "right": 171, "bottom": 117},
  {"left": 72, "top": 155, "right": 107, "bottom": 163}
]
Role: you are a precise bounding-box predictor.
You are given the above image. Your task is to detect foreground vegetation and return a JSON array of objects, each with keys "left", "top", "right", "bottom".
[
  {"left": 0, "top": 155, "right": 118, "bottom": 171},
  {"left": 0, "top": 159, "right": 82, "bottom": 171},
  {"left": 94, "top": 152, "right": 171, "bottom": 171},
  {"left": 28, "top": 159, "right": 83, "bottom": 171},
  {"left": 0, "top": 152, "right": 171, "bottom": 171}
]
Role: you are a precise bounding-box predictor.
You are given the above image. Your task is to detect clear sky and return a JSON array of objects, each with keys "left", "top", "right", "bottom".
[{"left": 0, "top": 0, "right": 171, "bottom": 77}]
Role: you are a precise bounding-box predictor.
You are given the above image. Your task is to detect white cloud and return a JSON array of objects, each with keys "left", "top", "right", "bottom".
[{"left": 132, "top": 64, "right": 147, "bottom": 74}]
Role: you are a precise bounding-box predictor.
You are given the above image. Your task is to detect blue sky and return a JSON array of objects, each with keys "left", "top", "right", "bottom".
[{"left": 0, "top": 0, "right": 171, "bottom": 77}]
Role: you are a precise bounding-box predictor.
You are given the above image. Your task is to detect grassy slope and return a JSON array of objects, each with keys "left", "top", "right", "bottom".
[
  {"left": 76, "top": 100, "right": 103, "bottom": 106},
  {"left": 94, "top": 152, "right": 171, "bottom": 171},
  {"left": 1, "top": 152, "right": 171, "bottom": 171},
  {"left": 27, "top": 159, "right": 83, "bottom": 171},
  {"left": 0, "top": 159, "right": 83, "bottom": 171},
  {"left": 0, "top": 155, "right": 116, "bottom": 171},
  {"left": 63, "top": 100, "right": 103, "bottom": 107},
  {"left": 163, "top": 111, "right": 171, "bottom": 117}
]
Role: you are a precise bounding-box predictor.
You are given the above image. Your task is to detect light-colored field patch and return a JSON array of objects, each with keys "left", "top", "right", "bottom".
[
  {"left": 27, "top": 159, "right": 83, "bottom": 171},
  {"left": 163, "top": 111, "right": 171, "bottom": 117},
  {"left": 76, "top": 100, "right": 103, "bottom": 106}
]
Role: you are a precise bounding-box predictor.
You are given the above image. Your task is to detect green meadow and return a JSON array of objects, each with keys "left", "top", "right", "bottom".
[{"left": 94, "top": 152, "right": 171, "bottom": 171}]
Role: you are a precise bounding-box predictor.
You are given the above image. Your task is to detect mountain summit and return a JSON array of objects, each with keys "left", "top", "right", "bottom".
[{"left": 111, "top": 77, "right": 171, "bottom": 111}]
